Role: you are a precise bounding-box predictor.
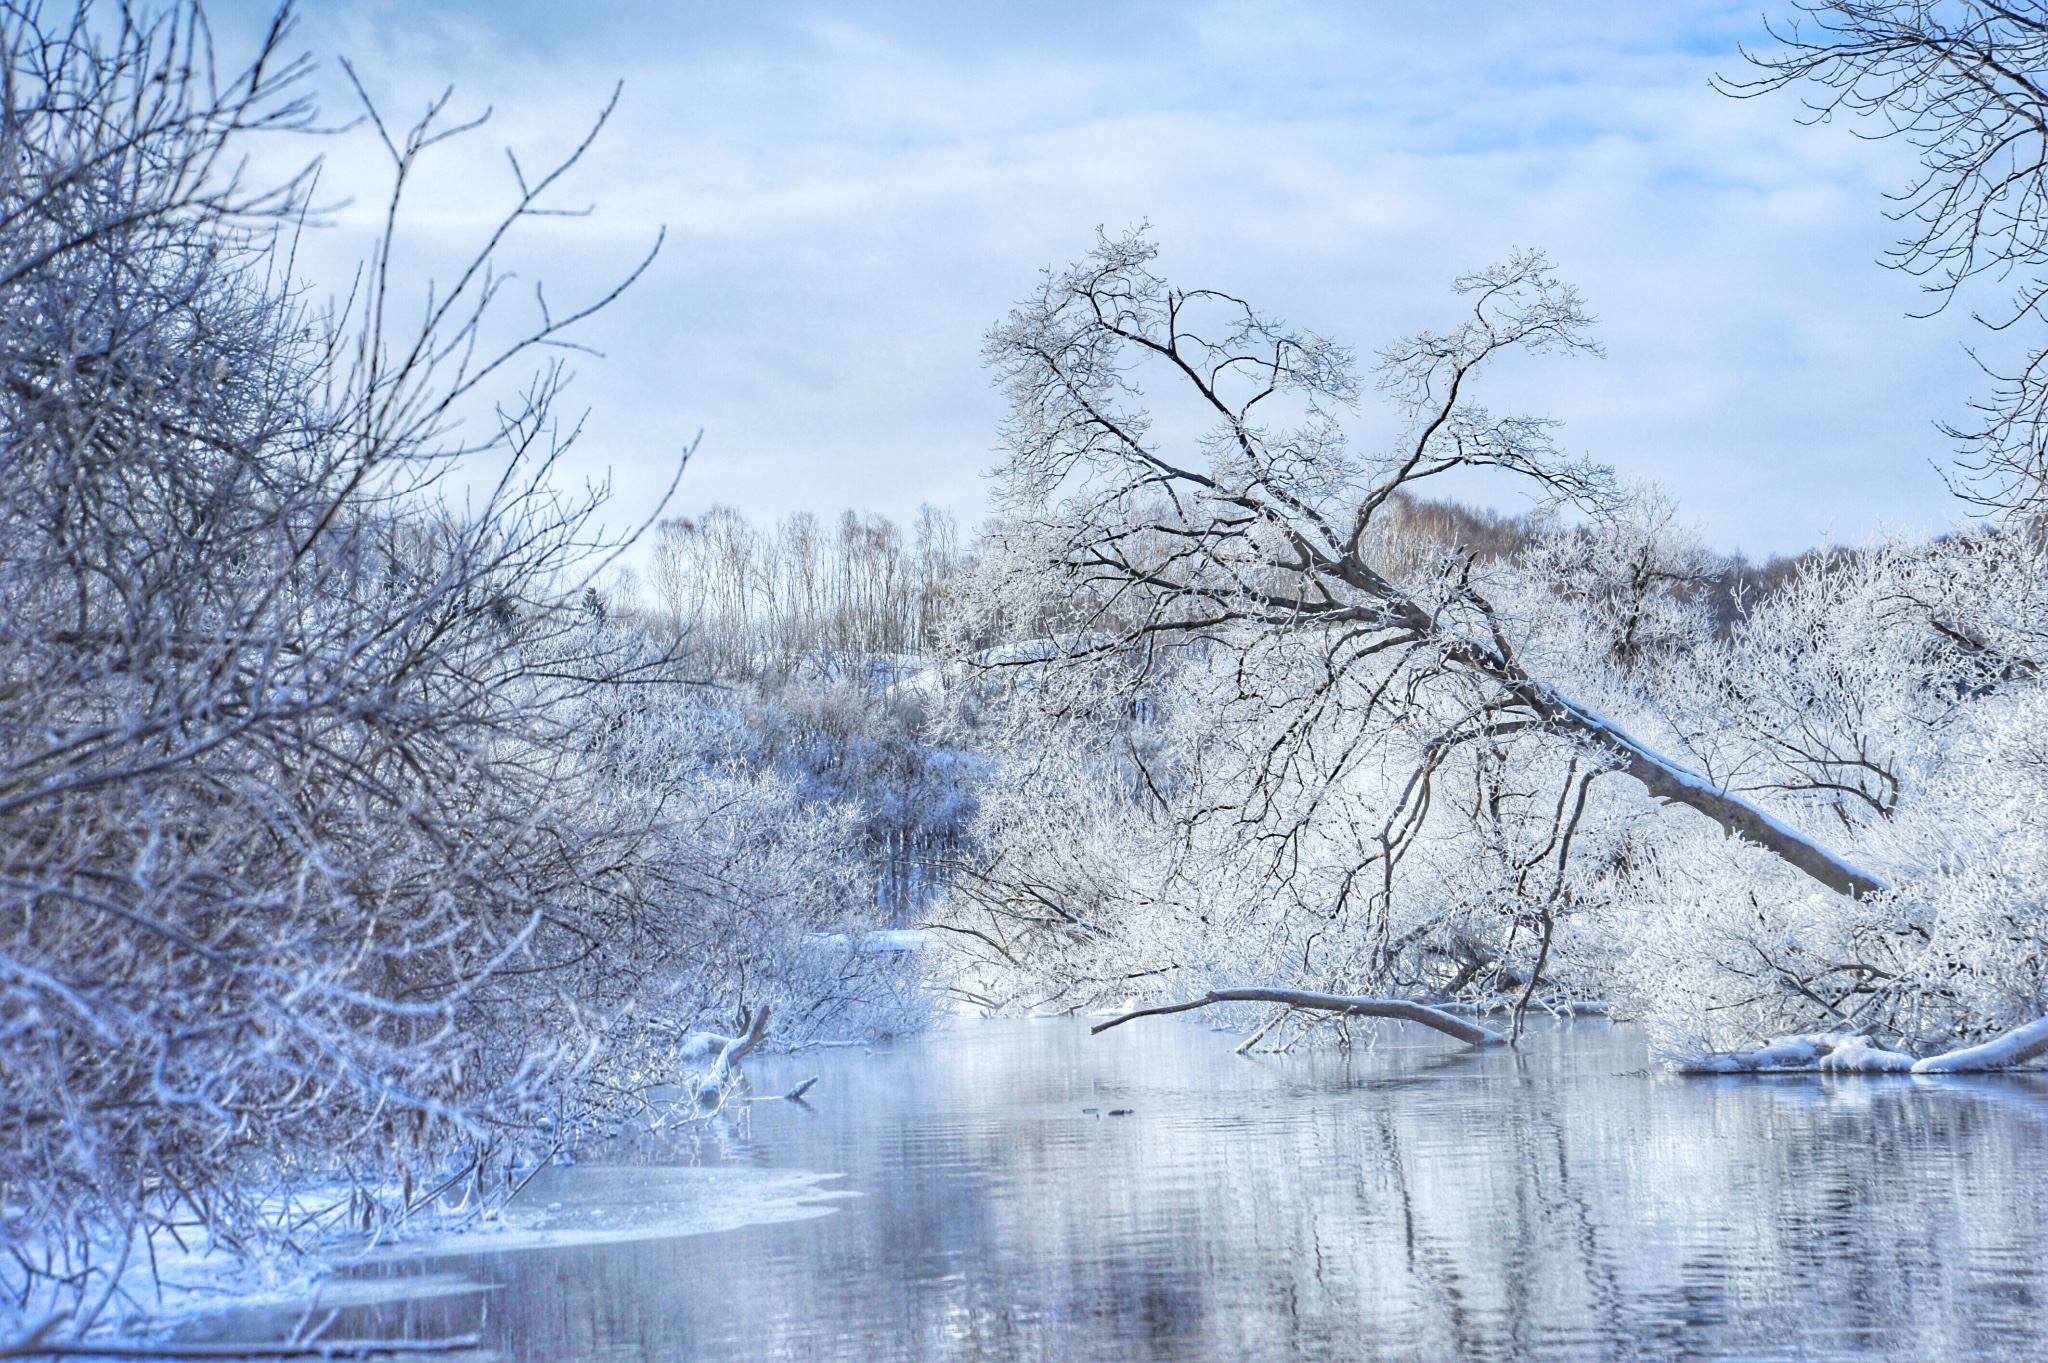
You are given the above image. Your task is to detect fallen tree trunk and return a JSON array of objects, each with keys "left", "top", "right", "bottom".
[
  {"left": 1681, "top": 1015, "right": 2048, "bottom": 1074},
  {"left": 1910, "top": 1016, "right": 2048, "bottom": 1072},
  {"left": 1091, "top": 989, "right": 1506, "bottom": 1047},
  {"left": 1351, "top": 577, "right": 1896, "bottom": 902},
  {"left": 1321, "top": 564, "right": 1895, "bottom": 903}
]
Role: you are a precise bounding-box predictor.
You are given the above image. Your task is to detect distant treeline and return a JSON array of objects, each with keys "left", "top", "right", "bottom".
[
  {"left": 1369, "top": 495, "right": 1859, "bottom": 636},
  {"left": 641, "top": 505, "right": 960, "bottom": 676}
]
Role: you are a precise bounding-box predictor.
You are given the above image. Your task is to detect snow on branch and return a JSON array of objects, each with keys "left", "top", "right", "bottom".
[
  {"left": 1682, "top": 1016, "right": 2048, "bottom": 1075},
  {"left": 1090, "top": 989, "right": 1507, "bottom": 1047}
]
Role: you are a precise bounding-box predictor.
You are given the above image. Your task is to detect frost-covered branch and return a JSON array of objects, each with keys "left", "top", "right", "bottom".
[
  {"left": 1730, "top": 3, "right": 2048, "bottom": 513},
  {"left": 1090, "top": 988, "right": 1506, "bottom": 1046}
]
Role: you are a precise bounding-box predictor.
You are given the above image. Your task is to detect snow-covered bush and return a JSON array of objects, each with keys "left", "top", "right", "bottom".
[
  {"left": 0, "top": 7, "right": 921, "bottom": 1336},
  {"left": 1585, "top": 530, "right": 2048, "bottom": 1060}
]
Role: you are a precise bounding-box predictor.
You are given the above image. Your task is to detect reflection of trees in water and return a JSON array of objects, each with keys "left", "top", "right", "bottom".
[
  {"left": 851, "top": 1026, "right": 2048, "bottom": 1360},
  {"left": 205, "top": 1025, "right": 2048, "bottom": 1361}
]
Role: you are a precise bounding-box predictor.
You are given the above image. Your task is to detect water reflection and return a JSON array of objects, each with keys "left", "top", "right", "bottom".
[{"left": 191, "top": 1019, "right": 2048, "bottom": 1361}]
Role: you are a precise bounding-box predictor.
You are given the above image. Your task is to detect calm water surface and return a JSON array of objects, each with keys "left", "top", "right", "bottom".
[{"left": 196, "top": 1018, "right": 2048, "bottom": 1361}]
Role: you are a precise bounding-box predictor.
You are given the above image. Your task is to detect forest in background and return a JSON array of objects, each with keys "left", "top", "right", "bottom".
[{"left": 7, "top": 0, "right": 2048, "bottom": 1352}]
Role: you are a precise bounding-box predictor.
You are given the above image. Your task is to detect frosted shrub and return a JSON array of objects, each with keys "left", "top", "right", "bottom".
[{"left": 0, "top": 6, "right": 921, "bottom": 1336}]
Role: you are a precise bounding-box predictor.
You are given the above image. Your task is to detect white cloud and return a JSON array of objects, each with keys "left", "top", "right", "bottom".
[{"left": 209, "top": 0, "right": 1990, "bottom": 555}]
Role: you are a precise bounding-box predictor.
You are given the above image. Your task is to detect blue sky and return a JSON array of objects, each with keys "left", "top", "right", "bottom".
[{"left": 213, "top": 0, "right": 1990, "bottom": 556}]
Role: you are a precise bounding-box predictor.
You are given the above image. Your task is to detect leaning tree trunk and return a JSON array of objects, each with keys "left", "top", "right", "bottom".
[
  {"left": 1519, "top": 680, "right": 1890, "bottom": 900},
  {"left": 1335, "top": 557, "right": 1893, "bottom": 902}
]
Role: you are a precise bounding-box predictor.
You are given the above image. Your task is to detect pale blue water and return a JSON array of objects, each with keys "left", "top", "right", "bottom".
[{"left": 191, "top": 1017, "right": 2048, "bottom": 1361}]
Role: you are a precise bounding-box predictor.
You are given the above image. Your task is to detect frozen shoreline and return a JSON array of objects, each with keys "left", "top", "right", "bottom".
[{"left": 12, "top": 1162, "right": 857, "bottom": 1350}]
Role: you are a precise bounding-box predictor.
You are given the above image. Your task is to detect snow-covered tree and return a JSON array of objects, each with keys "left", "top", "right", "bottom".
[{"left": 949, "top": 231, "right": 2048, "bottom": 1073}]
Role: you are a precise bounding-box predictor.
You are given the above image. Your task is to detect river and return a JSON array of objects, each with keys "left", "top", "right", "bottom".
[{"left": 187, "top": 1016, "right": 2048, "bottom": 1361}]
